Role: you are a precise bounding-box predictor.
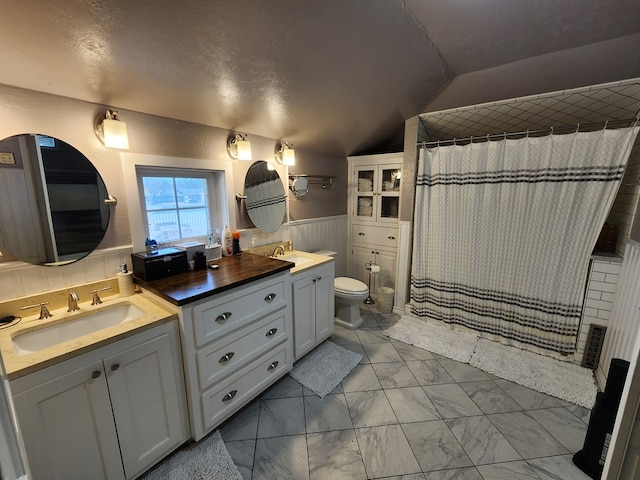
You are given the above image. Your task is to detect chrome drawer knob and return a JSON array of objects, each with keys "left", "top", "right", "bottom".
[
  {"left": 222, "top": 390, "right": 237, "bottom": 402},
  {"left": 91, "top": 370, "right": 101, "bottom": 379},
  {"left": 215, "top": 312, "right": 232, "bottom": 323},
  {"left": 268, "top": 361, "right": 279, "bottom": 371},
  {"left": 265, "top": 328, "right": 278, "bottom": 337},
  {"left": 219, "top": 352, "right": 235, "bottom": 363},
  {"left": 264, "top": 293, "right": 276, "bottom": 302}
]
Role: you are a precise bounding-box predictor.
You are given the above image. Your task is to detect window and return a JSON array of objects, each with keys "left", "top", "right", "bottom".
[
  {"left": 121, "top": 153, "right": 233, "bottom": 252},
  {"left": 137, "top": 167, "right": 220, "bottom": 243}
]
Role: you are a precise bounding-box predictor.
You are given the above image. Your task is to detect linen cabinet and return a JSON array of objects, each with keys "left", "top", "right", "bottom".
[{"left": 347, "top": 153, "right": 402, "bottom": 295}]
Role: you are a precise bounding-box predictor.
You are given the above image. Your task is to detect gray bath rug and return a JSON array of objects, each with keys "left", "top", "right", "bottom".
[
  {"left": 383, "top": 314, "right": 479, "bottom": 363},
  {"left": 471, "top": 338, "right": 598, "bottom": 408},
  {"left": 139, "top": 430, "right": 243, "bottom": 480},
  {"left": 289, "top": 341, "right": 362, "bottom": 398}
]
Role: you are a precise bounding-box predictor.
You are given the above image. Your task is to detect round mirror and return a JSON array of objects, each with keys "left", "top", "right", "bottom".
[
  {"left": 244, "top": 161, "right": 286, "bottom": 233},
  {"left": 0, "top": 134, "right": 111, "bottom": 266},
  {"left": 290, "top": 177, "right": 309, "bottom": 198}
]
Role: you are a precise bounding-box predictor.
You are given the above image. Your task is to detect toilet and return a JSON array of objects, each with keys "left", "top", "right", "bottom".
[{"left": 314, "top": 250, "right": 370, "bottom": 330}]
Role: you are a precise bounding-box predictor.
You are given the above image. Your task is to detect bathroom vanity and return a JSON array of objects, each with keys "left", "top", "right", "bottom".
[
  {"left": 2, "top": 293, "right": 188, "bottom": 480},
  {"left": 0, "top": 248, "right": 335, "bottom": 478},
  {"left": 135, "top": 252, "right": 295, "bottom": 441}
]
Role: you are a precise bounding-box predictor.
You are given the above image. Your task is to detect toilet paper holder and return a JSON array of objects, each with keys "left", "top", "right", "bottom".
[{"left": 364, "top": 262, "right": 379, "bottom": 305}]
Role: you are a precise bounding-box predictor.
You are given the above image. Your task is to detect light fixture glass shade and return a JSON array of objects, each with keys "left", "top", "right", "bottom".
[
  {"left": 282, "top": 147, "right": 295, "bottom": 166},
  {"left": 102, "top": 118, "right": 129, "bottom": 149},
  {"left": 236, "top": 139, "right": 252, "bottom": 160}
]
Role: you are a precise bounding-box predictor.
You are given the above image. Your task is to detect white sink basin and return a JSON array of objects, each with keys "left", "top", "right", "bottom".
[
  {"left": 277, "top": 255, "right": 314, "bottom": 267},
  {"left": 12, "top": 303, "right": 145, "bottom": 355}
]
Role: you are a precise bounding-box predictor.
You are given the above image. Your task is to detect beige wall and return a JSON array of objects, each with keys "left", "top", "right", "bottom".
[{"left": 0, "top": 83, "right": 347, "bottom": 262}]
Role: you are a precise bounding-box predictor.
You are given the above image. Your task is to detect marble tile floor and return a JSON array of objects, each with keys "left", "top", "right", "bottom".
[{"left": 220, "top": 305, "right": 593, "bottom": 480}]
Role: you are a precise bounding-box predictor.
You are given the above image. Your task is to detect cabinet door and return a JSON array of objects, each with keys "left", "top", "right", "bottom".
[
  {"left": 353, "top": 165, "right": 377, "bottom": 220},
  {"left": 106, "top": 329, "right": 188, "bottom": 479},
  {"left": 314, "top": 264, "right": 335, "bottom": 342},
  {"left": 375, "top": 248, "right": 397, "bottom": 291},
  {"left": 377, "top": 164, "right": 401, "bottom": 223},
  {"left": 350, "top": 246, "right": 376, "bottom": 286},
  {"left": 292, "top": 273, "right": 316, "bottom": 360},
  {"left": 12, "top": 361, "right": 124, "bottom": 480}
]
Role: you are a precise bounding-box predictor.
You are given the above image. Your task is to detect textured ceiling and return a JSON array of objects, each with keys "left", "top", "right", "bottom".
[{"left": 1, "top": 0, "right": 640, "bottom": 156}]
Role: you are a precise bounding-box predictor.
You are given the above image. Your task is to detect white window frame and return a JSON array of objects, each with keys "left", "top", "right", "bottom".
[{"left": 121, "top": 153, "right": 235, "bottom": 252}]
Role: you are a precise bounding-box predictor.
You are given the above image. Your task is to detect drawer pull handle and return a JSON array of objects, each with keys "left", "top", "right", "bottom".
[
  {"left": 264, "top": 293, "right": 276, "bottom": 302},
  {"left": 266, "top": 328, "right": 278, "bottom": 337},
  {"left": 268, "top": 361, "right": 279, "bottom": 371},
  {"left": 358, "top": 232, "right": 365, "bottom": 236},
  {"left": 91, "top": 370, "right": 101, "bottom": 379},
  {"left": 219, "top": 352, "right": 235, "bottom": 363},
  {"left": 215, "top": 312, "right": 232, "bottom": 323},
  {"left": 222, "top": 390, "right": 237, "bottom": 402},
  {"left": 110, "top": 364, "right": 120, "bottom": 372},
  {"left": 388, "top": 236, "right": 396, "bottom": 240}
]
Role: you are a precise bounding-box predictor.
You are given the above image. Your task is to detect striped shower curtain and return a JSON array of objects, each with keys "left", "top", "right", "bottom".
[{"left": 410, "top": 127, "right": 639, "bottom": 355}]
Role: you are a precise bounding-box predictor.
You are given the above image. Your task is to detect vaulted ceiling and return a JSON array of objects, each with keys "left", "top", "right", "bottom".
[{"left": 1, "top": 0, "right": 640, "bottom": 156}]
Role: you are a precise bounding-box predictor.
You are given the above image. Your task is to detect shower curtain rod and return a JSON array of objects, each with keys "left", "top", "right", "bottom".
[{"left": 417, "top": 117, "right": 640, "bottom": 148}]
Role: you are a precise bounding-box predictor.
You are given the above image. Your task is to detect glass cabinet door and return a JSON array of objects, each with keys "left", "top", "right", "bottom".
[
  {"left": 352, "top": 164, "right": 401, "bottom": 222},
  {"left": 380, "top": 167, "right": 401, "bottom": 192},
  {"left": 355, "top": 168, "right": 375, "bottom": 219}
]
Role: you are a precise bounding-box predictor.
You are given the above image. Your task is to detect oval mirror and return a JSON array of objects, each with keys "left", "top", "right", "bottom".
[
  {"left": 243, "top": 161, "right": 286, "bottom": 233},
  {"left": 0, "top": 134, "right": 111, "bottom": 266}
]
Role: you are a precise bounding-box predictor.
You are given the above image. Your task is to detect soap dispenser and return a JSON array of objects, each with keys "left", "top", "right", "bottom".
[{"left": 117, "top": 263, "right": 135, "bottom": 296}]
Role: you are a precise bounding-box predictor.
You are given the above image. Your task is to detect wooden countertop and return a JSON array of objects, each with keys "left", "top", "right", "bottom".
[{"left": 135, "top": 252, "right": 294, "bottom": 306}]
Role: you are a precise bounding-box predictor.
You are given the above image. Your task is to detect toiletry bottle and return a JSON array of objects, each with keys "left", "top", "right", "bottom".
[
  {"left": 117, "top": 263, "right": 135, "bottom": 296},
  {"left": 232, "top": 231, "right": 241, "bottom": 255},
  {"left": 222, "top": 224, "right": 233, "bottom": 256}
]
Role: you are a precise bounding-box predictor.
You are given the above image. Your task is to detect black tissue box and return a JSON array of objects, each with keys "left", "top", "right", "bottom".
[{"left": 131, "top": 247, "right": 188, "bottom": 281}]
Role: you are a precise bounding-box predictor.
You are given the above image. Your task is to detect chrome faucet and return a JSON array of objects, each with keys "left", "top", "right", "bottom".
[
  {"left": 20, "top": 302, "right": 52, "bottom": 320},
  {"left": 67, "top": 291, "right": 80, "bottom": 312},
  {"left": 91, "top": 286, "right": 111, "bottom": 305},
  {"left": 272, "top": 245, "right": 286, "bottom": 257}
]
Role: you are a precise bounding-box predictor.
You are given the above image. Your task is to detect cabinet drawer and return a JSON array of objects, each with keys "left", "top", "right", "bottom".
[
  {"left": 196, "top": 311, "right": 287, "bottom": 389},
  {"left": 191, "top": 277, "right": 286, "bottom": 347},
  {"left": 201, "top": 344, "right": 288, "bottom": 431},
  {"left": 352, "top": 224, "right": 398, "bottom": 248}
]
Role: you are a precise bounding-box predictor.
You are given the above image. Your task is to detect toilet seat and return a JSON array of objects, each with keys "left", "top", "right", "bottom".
[{"left": 334, "top": 277, "right": 368, "bottom": 296}]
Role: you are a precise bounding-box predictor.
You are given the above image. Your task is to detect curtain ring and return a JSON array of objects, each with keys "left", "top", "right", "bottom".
[
  {"left": 550, "top": 126, "right": 554, "bottom": 135},
  {"left": 437, "top": 139, "right": 440, "bottom": 148},
  {"left": 604, "top": 120, "right": 609, "bottom": 130},
  {"left": 453, "top": 138, "right": 457, "bottom": 145},
  {"left": 526, "top": 129, "right": 529, "bottom": 138},
  {"left": 503, "top": 132, "right": 507, "bottom": 140},
  {"left": 634, "top": 117, "right": 639, "bottom": 127},
  {"left": 486, "top": 133, "right": 490, "bottom": 142},
  {"left": 576, "top": 123, "right": 580, "bottom": 133}
]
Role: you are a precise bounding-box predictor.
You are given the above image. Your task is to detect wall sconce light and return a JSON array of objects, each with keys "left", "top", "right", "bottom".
[
  {"left": 227, "top": 134, "right": 252, "bottom": 161},
  {"left": 95, "top": 110, "right": 129, "bottom": 150},
  {"left": 275, "top": 141, "right": 295, "bottom": 166}
]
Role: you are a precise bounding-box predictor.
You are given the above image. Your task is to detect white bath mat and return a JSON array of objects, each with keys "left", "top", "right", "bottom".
[
  {"left": 471, "top": 338, "right": 598, "bottom": 408},
  {"left": 139, "top": 430, "right": 242, "bottom": 480},
  {"left": 289, "top": 341, "right": 362, "bottom": 398},
  {"left": 383, "top": 314, "right": 479, "bottom": 363}
]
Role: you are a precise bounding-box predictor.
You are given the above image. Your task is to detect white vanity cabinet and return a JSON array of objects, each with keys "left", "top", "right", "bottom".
[
  {"left": 169, "top": 271, "right": 293, "bottom": 441},
  {"left": 292, "top": 262, "right": 335, "bottom": 360},
  {"left": 10, "top": 320, "right": 188, "bottom": 480}
]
